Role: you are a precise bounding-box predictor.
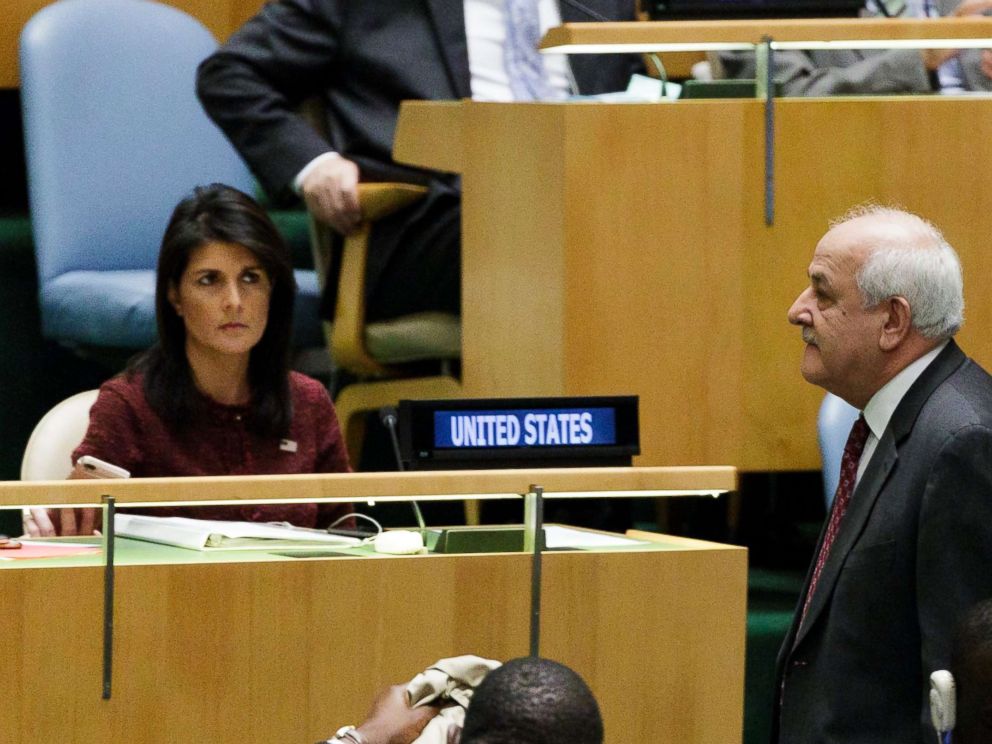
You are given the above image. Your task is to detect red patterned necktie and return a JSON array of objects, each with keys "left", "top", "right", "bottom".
[{"left": 800, "top": 414, "right": 870, "bottom": 623}]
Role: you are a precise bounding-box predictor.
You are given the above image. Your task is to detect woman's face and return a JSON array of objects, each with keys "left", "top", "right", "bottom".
[{"left": 168, "top": 240, "right": 272, "bottom": 361}]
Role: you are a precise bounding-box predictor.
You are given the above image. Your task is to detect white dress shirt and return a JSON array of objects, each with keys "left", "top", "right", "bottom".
[
  {"left": 856, "top": 340, "right": 949, "bottom": 484},
  {"left": 464, "top": 0, "right": 572, "bottom": 101},
  {"left": 296, "top": 0, "right": 572, "bottom": 191}
]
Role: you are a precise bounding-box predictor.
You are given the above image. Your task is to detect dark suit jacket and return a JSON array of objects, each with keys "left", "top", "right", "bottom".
[
  {"left": 775, "top": 340, "right": 992, "bottom": 743},
  {"left": 196, "top": 0, "right": 641, "bottom": 319},
  {"left": 196, "top": 0, "right": 641, "bottom": 199}
]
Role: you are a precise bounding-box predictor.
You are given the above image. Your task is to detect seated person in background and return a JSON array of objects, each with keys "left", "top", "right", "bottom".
[
  {"left": 323, "top": 656, "right": 603, "bottom": 744},
  {"left": 196, "top": 1, "right": 642, "bottom": 323},
  {"left": 25, "top": 184, "right": 353, "bottom": 537},
  {"left": 717, "top": 0, "right": 992, "bottom": 95},
  {"left": 950, "top": 598, "right": 992, "bottom": 744}
]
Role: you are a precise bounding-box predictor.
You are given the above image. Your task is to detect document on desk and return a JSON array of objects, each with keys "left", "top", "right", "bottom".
[
  {"left": 0, "top": 541, "right": 102, "bottom": 560},
  {"left": 544, "top": 526, "right": 647, "bottom": 549},
  {"left": 115, "top": 514, "right": 362, "bottom": 551}
]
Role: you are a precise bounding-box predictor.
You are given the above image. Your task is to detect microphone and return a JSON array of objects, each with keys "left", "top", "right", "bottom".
[
  {"left": 559, "top": 0, "right": 610, "bottom": 22},
  {"left": 378, "top": 406, "right": 427, "bottom": 538}
]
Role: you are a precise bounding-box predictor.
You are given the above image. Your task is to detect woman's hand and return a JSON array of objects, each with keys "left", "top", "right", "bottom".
[
  {"left": 23, "top": 506, "right": 101, "bottom": 537},
  {"left": 23, "top": 460, "right": 109, "bottom": 536}
]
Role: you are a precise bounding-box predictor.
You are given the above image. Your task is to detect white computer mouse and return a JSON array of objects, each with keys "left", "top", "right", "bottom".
[{"left": 373, "top": 529, "right": 426, "bottom": 555}]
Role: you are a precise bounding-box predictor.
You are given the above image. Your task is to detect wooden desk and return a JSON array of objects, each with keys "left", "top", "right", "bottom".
[
  {"left": 541, "top": 17, "right": 992, "bottom": 48},
  {"left": 1, "top": 0, "right": 265, "bottom": 88},
  {"left": 394, "top": 96, "right": 992, "bottom": 471},
  {"left": 0, "top": 468, "right": 746, "bottom": 744}
]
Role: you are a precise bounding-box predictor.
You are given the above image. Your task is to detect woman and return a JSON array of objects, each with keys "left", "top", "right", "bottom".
[{"left": 27, "top": 184, "right": 352, "bottom": 536}]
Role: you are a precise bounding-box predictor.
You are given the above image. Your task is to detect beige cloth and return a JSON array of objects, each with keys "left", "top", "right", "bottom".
[{"left": 407, "top": 655, "right": 502, "bottom": 744}]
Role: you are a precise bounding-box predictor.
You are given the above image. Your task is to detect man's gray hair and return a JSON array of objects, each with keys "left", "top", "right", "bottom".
[{"left": 835, "top": 204, "right": 964, "bottom": 339}]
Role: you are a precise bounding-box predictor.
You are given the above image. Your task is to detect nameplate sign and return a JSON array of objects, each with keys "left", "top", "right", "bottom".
[{"left": 399, "top": 396, "right": 639, "bottom": 469}]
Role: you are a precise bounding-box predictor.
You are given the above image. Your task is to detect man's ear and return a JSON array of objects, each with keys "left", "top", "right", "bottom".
[
  {"left": 167, "top": 284, "right": 182, "bottom": 316},
  {"left": 878, "top": 296, "right": 912, "bottom": 352}
]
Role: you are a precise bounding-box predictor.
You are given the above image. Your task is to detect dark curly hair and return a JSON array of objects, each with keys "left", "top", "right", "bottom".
[{"left": 460, "top": 657, "right": 603, "bottom": 744}]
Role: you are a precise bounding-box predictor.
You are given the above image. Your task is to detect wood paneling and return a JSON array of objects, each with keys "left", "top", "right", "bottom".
[
  {"left": 2, "top": 0, "right": 265, "bottom": 88},
  {"left": 0, "top": 472, "right": 746, "bottom": 744},
  {"left": 395, "top": 96, "right": 992, "bottom": 471},
  {"left": 0, "top": 466, "right": 737, "bottom": 507}
]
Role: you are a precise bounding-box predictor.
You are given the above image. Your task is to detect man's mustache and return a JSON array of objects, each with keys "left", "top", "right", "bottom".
[{"left": 802, "top": 327, "right": 818, "bottom": 346}]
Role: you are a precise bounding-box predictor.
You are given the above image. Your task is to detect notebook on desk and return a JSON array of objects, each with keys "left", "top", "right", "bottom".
[{"left": 115, "top": 514, "right": 362, "bottom": 551}]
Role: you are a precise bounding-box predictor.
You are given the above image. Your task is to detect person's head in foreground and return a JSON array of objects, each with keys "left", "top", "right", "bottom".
[
  {"left": 137, "top": 182, "right": 297, "bottom": 436},
  {"left": 951, "top": 598, "right": 992, "bottom": 744},
  {"left": 454, "top": 656, "right": 603, "bottom": 744},
  {"left": 786, "top": 204, "right": 963, "bottom": 408}
]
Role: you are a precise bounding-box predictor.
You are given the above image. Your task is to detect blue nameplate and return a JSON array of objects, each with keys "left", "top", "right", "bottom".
[{"left": 434, "top": 408, "right": 616, "bottom": 449}]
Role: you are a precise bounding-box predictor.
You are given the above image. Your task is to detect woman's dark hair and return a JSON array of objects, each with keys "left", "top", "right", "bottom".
[{"left": 132, "top": 183, "right": 296, "bottom": 438}]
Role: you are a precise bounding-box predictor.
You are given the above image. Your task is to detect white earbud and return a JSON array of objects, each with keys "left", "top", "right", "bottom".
[{"left": 930, "top": 669, "right": 956, "bottom": 737}]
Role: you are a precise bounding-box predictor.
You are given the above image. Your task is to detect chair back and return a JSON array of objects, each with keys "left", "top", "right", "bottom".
[
  {"left": 21, "top": 390, "right": 100, "bottom": 481},
  {"left": 19, "top": 0, "right": 255, "bottom": 347},
  {"left": 817, "top": 392, "right": 860, "bottom": 509}
]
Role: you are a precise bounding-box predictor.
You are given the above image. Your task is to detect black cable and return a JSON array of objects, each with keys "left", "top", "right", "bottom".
[{"left": 379, "top": 406, "right": 427, "bottom": 538}]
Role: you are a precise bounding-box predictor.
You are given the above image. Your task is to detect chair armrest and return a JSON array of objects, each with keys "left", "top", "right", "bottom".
[{"left": 308, "top": 182, "right": 428, "bottom": 377}]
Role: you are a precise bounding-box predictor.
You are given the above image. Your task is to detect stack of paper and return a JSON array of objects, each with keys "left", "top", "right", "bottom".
[{"left": 115, "top": 514, "right": 362, "bottom": 551}]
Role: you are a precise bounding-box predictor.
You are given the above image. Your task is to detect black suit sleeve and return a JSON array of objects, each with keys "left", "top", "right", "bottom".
[
  {"left": 196, "top": 0, "right": 342, "bottom": 199},
  {"left": 917, "top": 424, "right": 992, "bottom": 707}
]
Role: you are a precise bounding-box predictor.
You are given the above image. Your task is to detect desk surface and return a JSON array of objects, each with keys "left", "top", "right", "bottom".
[
  {"left": 0, "top": 465, "right": 737, "bottom": 506},
  {"left": 541, "top": 16, "right": 992, "bottom": 49},
  {"left": 0, "top": 527, "right": 746, "bottom": 744},
  {"left": 0, "top": 528, "right": 702, "bottom": 569}
]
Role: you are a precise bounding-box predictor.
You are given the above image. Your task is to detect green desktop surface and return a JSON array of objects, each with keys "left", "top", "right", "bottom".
[{"left": 0, "top": 528, "right": 683, "bottom": 570}]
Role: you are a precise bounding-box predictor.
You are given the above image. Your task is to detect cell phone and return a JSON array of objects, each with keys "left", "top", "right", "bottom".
[{"left": 76, "top": 455, "right": 131, "bottom": 479}]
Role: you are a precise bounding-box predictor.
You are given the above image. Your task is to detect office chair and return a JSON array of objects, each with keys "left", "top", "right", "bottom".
[
  {"left": 20, "top": 389, "right": 99, "bottom": 481},
  {"left": 309, "top": 185, "right": 462, "bottom": 466},
  {"left": 19, "top": 0, "right": 323, "bottom": 357},
  {"left": 817, "top": 392, "right": 859, "bottom": 509},
  {"left": 308, "top": 184, "right": 470, "bottom": 521}
]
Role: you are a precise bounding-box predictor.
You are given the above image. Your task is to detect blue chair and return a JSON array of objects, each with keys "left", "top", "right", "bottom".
[
  {"left": 817, "top": 393, "right": 860, "bottom": 509},
  {"left": 19, "top": 0, "right": 321, "bottom": 352}
]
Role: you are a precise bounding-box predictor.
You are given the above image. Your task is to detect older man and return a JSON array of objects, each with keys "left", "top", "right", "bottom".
[{"left": 777, "top": 206, "right": 992, "bottom": 743}]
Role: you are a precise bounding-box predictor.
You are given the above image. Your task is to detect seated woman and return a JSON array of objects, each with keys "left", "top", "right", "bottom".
[{"left": 27, "top": 184, "right": 353, "bottom": 536}]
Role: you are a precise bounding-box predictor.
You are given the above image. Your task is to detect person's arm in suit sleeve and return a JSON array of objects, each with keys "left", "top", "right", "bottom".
[
  {"left": 717, "top": 48, "right": 932, "bottom": 96},
  {"left": 952, "top": 0, "right": 992, "bottom": 90},
  {"left": 958, "top": 48, "right": 992, "bottom": 90},
  {"left": 195, "top": 0, "right": 344, "bottom": 201},
  {"left": 916, "top": 424, "right": 992, "bottom": 719}
]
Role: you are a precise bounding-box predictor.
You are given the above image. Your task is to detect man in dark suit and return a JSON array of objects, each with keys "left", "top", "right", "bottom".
[
  {"left": 780, "top": 205, "right": 992, "bottom": 743},
  {"left": 196, "top": 1, "right": 640, "bottom": 322}
]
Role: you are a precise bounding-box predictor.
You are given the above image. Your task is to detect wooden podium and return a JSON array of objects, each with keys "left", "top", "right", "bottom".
[
  {"left": 394, "top": 94, "right": 992, "bottom": 471},
  {"left": 0, "top": 468, "right": 745, "bottom": 744}
]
